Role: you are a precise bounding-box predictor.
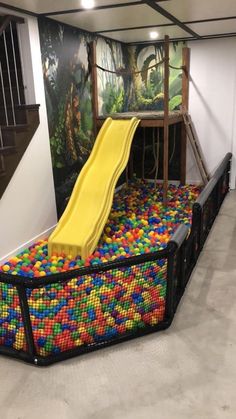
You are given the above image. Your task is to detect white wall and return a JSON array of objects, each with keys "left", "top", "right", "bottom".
[
  {"left": 187, "top": 38, "right": 236, "bottom": 188},
  {"left": 0, "top": 11, "right": 57, "bottom": 262}
]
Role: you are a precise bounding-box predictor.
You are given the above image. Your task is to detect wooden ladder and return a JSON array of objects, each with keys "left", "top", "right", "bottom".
[{"left": 182, "top": 107, "right": 209, "bottom": 185}]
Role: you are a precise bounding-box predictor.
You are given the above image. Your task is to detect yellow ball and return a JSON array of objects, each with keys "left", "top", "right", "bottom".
[
  {"left": 125, "top": 320, "right": 134, "bottom": 330},
  {"left": 134, "top": 313, "right": 141, "bottom": 322},
  {"left": 107, "top": 317, "right": 115, "bottom": 326},
  {"left": 39, "top": 271, "right": 46, "bottom": 277}
]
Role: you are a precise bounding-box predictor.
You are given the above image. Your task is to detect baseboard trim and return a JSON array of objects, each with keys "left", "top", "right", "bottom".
[{"left": 0, "top": 224, "right": 57, "bottom": 265}]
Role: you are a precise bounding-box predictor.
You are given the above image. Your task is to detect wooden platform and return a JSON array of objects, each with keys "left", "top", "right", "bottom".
[{"left": 97, "top": 111, "right": 183, "bottom": 128}]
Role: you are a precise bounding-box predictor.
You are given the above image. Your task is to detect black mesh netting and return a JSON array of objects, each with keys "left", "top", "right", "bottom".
[
  {"left": 26, "top": 259, "right": 167, "bottom": 356},
  {"left": 0, "top": 283, "right": 26, "bottom": 351}
]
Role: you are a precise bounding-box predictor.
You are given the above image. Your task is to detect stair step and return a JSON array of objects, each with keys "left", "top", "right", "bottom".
[
  {"left": 0, "top": 104, "right": 40, "bottom": 125},
  {"left": 0, "top": 108, "right": 27, "bottom": 125},
  {"left": 0, "top": 104, "right": 40, "bottom": 111},
  {"left": 0, "top": 84, "right": 25, "bottom": 90},
  {"left": 1, "top": 124, "right": 29, "bottom": 132},
  {"left": 1, "top": 130, "right": 15, "bottom": 147},
  {"left": 0, "top": 104, "right": 39, "bottom": 112},
  {"left": 15, "top": 104, "right": 40, "bottom": 111},
  {"left": 0, "top": 104, "right": 40, "bottom": 198},
  {"left": 0, "top": 146, "right": 16, "bottom": 155}
]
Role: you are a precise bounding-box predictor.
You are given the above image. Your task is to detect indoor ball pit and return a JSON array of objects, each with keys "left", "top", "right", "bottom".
[
  {"left": 0, "top": 182, "right": 199, "bottom": 359},
  {"left": 0, "top": 154, "right": 231, "bottom": 365}
]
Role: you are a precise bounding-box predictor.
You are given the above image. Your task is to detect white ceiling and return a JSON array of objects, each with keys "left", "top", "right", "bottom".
[
  {"left": 163, "top": 0, "right": 236, "bottom": 22},
  {"left": 1, "top": 0, "right": 236, "bottom": 43},
  {"left": 104, "top": 25, "right": 190, "bottom": 43},
  {"left": 53, "top": 5, "right": 170, "bottom": 33}
]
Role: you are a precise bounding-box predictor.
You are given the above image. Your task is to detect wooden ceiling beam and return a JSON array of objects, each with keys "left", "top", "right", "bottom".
[
  {"left": 144, "top": 0, "right": 202, "bottom": 39},
  {"left": 39, "top": 0, "right": 169, "bottom": 17},
  {"left": 97, "top": 22, "right": 175, "bottom": 34},
  {"left": 0, "top": 2, "right": 37, "bottom": 16}
]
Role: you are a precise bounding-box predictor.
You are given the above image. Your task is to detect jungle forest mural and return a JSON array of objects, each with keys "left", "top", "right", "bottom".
[
  {"left": 97, "top": 40, "right": 184, "bottom": 115},
  {"left": 38, "top": 18, "right": 184, "bottom": 213},
  {"left": 38, "top": 18, "right": 94, "bottom": 213}
]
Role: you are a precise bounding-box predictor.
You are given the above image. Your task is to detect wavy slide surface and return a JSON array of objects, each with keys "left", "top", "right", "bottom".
[{"left": 48, "top": 117, "right": 140, "bottom": 259}]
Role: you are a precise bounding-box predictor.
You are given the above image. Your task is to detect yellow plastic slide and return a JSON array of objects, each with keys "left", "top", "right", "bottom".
[{"left": 48, "top": 117, "right": 140, "bottom": 260}]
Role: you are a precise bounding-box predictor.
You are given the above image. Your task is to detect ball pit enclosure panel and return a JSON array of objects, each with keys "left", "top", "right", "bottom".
[
  {"left": 0, "top": 244, "right": 180, "bottom": 366},
  {"left": 0, "top": 153, "right": 232, "bottom": 365}
]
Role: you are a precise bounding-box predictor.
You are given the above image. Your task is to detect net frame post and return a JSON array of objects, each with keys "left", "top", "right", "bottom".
[
  {"left": 180, "top": 47, "right": 190, "bottom": 184},
  {"left": 16, "top": 285, "right": 38, "bottom": 365},
  {"left": 165, "top": 242, "right": 178, "bottom": 321}
]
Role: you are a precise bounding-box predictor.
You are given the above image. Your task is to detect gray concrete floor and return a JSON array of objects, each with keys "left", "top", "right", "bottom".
[{"left": 1, "top": 191, "right": 236, "bottom": 419}]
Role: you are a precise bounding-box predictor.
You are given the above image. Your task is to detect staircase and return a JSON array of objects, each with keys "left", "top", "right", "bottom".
[{"left": 0, "top": 15, "right": 40, "bottom": 198}]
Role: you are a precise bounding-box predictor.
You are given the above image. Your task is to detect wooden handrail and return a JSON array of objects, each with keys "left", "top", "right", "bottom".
[{"left": 0, "top": 14, "right": 24, "bottom": 36}]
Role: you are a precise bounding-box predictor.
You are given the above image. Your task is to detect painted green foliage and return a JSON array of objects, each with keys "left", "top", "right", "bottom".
[
  {"left": 96, "top": 38, "right": 125, "bottom": 115},
  {"left": 98, "top": 41, "right": 184, "bottom": 114},
  {"left": 38, "top": 18, "right": 94, "bottom": 172}
]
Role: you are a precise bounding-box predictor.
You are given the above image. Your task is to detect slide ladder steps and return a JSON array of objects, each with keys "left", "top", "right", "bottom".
[{"left": 182, "top": 108, "right": 209, "bottom": 185}]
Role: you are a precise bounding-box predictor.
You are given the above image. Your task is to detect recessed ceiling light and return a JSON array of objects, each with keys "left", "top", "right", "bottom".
[
  {"left": 149, "top": 31, "right": 159, "bottom": 40},
  {"left": 81, "top": 0, "right": 95, "bottom": 9}
]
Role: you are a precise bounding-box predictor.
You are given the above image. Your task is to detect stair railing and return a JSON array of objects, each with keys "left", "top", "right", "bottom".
[
  {"left": 0, "top": 129, "right": 5, "bottom": 175},
  {"left": 0, "top": 15, "right": 24, "bottom": 126},
  {"left": 0, "top": 61, "right": 9, "bottom": 125},
  {"left": 0, "top": 15, "right": 24, "bottom": 159},
  {"left": 9, "top": 21, "right": 21, "bottom": 106},
  {"left": 0, "top": 60, "right": 6, "bottom": 172},
  {"left": 3, "top": 27, "right": 16, "bottom": 125}
]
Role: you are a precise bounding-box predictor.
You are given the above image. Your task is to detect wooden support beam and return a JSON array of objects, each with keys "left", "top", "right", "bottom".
[
  {"left": 142, "top": 128, "right": 146, "bottom": 179},
  {"left": 180, "top": 47, "right": 190, "bottom": 184},
  {"left": 182, "top": 47, "right": 190, "bottom": 111},
  {"left": 163, "top": 35, "right": 169, "bottom": 204},
  {"left": 90, "top": 40, "right": 99, "bottom": 139},
  {"left": 180, "top": 121, "right": 187, "bottom": 184},
  {"left": 96, "top": 114, "right": 183, "bottom": 128}
]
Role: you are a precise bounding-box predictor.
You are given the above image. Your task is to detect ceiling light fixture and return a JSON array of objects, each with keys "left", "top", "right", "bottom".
[
  {"left": 81, "top": 0, "right": 95, "bottom": 9},
  {"left": 149, "top": 31, "right": 159, "bottom": 40}
]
